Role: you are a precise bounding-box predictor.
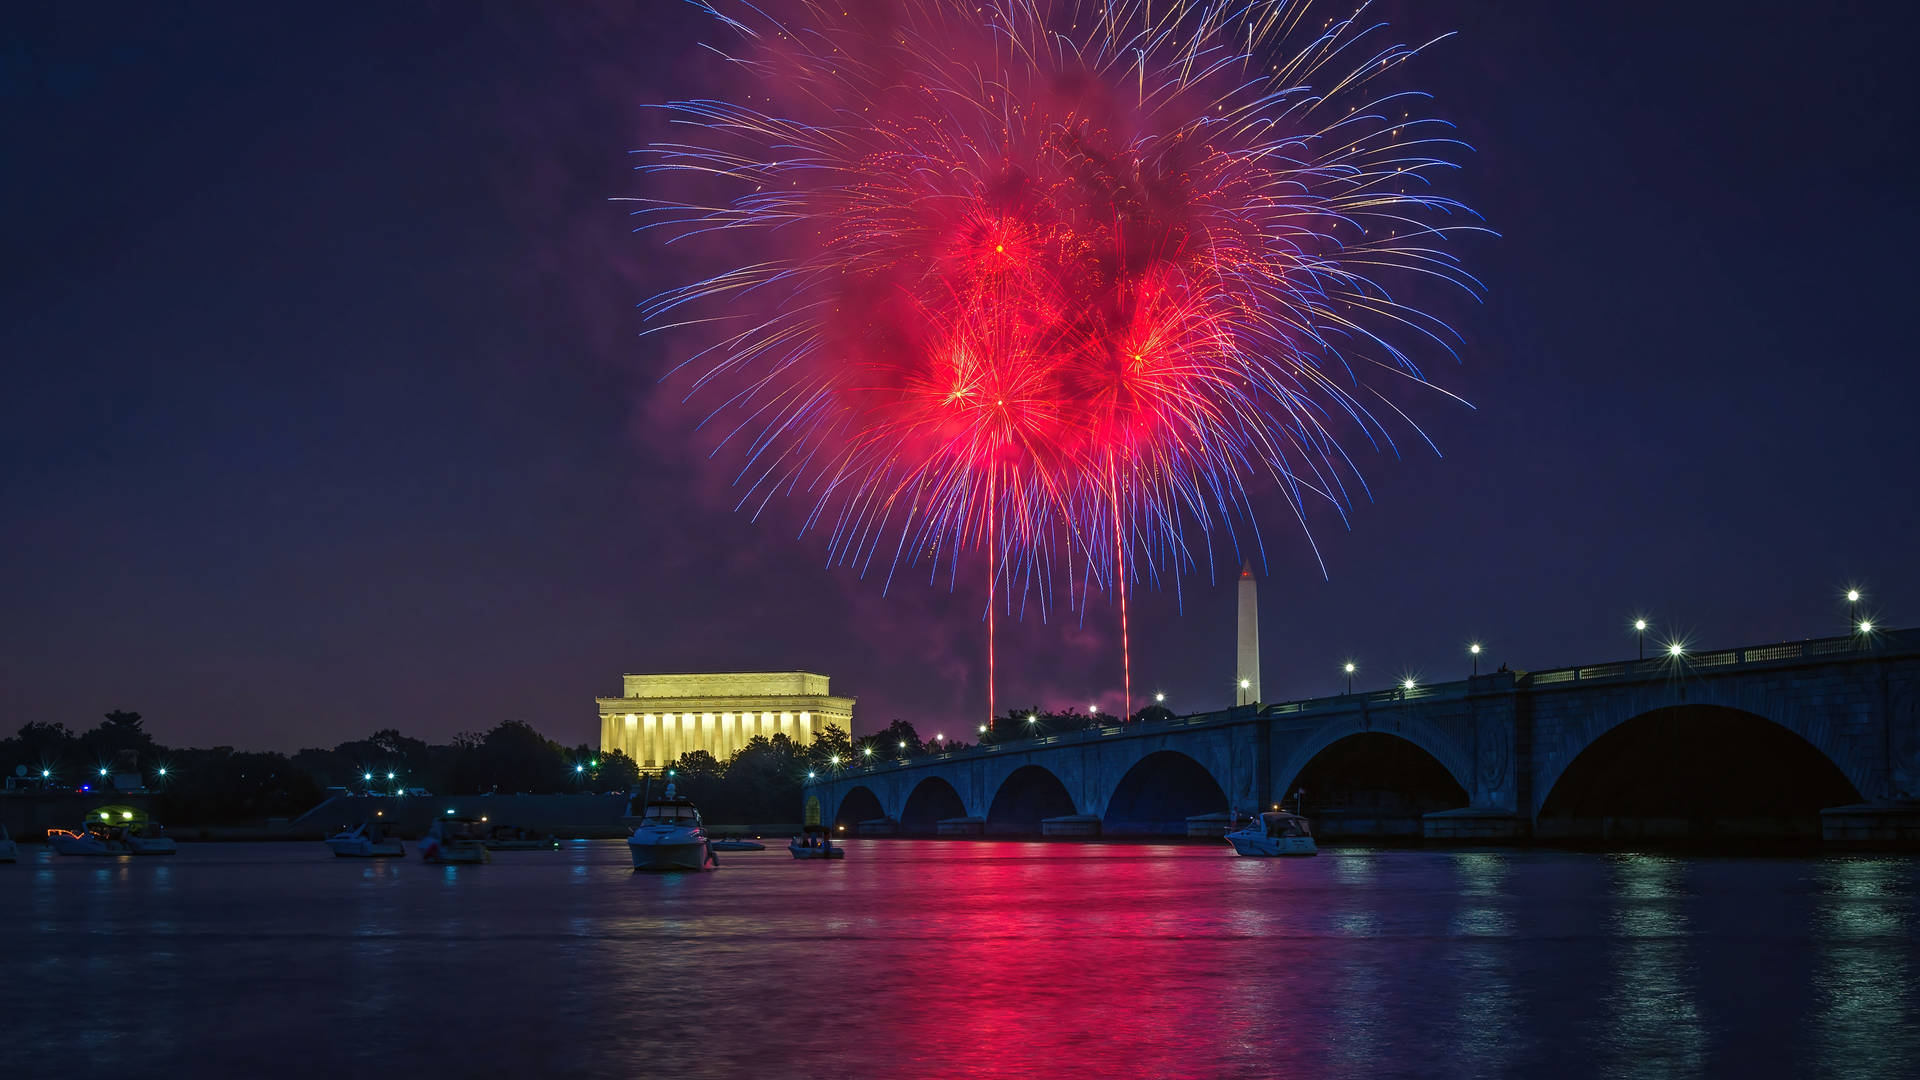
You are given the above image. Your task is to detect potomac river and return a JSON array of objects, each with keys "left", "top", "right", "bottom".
[{"left": 5, "top": 840, "right": 1917, "bottom": 1079}]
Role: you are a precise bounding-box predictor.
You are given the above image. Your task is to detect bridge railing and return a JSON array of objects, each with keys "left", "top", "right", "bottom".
[{"left": 1516, "top": 628, "right": 1903, "bottom": 689}]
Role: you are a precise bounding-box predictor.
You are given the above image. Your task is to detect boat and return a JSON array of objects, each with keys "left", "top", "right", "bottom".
[
  {"left": 326, "top": 822, "right": 405, "bottom": 858},
  {"left": 0, "top": 825, "right": 17, "bottom": 863},
  {"left": 48, "top": 822, "right": 129, "bottom": 856},
  {"left": 710, "top": 838, "right": 765, "bottom": 852},
  {"left": 481, "top": 824, "right": 560, "bottom": 851},
  {"left": 626, "top": 783, "right": 715, "bottom": 871},
  {"left": 420, "top": 817, "right": 491, "bottom": 864},
  {"left": 48, "top": 805, "right": 171, "bottom": 856},
  {"left": 1225, "top": 811, "right": 1318, "bottom": 857},
  {"left": 788, "top": 824, "right": 844, "bottom": 860}
]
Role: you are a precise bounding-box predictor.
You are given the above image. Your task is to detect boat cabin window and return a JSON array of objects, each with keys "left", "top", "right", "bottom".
[
  {"left": 645, "top": 804, "right": 699, "bottom": 823},
  {"left": 1261, "top": 813, "right": 1311, "bottom": 838}
]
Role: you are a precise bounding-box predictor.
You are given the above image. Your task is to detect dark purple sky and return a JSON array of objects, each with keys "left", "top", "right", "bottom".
[{"left": 4, "top": 2, "right": 1914, "bottom": 752}]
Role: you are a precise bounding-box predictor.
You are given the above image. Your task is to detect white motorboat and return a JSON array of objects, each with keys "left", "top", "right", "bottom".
[
  {"left": 326, "top": 822, "right": 405, "bottom": 858},
  {"left": 420, "top": 818, "right": 490, "bottom": 864},
  {"left": 1225, "top": 811, "right": 1318, "bottom": 857},
  {"left": 788, "top": 825, "right": 844, "bottom": 860},
  {"left": 627, "top": 784, "right": 714, "bottom": 871},
  {"left": 0, "top": 825, "right": 17, "bottom": 863}
]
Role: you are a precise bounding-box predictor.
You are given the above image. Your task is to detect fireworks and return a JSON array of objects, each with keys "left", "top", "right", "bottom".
[{"left": 630, "top": 0, "right": 1487, "bottom": 710}]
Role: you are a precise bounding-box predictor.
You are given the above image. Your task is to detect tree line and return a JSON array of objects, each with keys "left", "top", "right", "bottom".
[{"left": 0, "top": 703, "right": 1172, "bottom": 826}]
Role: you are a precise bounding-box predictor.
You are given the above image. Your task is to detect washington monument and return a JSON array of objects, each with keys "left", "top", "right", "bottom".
[{"left": 1235, "top": 563, "right": 1260, "bottom": 706}]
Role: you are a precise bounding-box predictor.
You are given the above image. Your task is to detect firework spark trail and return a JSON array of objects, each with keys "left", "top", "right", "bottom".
[{"left": 628, "top": 0, "right": 1490, "bottom": 720}]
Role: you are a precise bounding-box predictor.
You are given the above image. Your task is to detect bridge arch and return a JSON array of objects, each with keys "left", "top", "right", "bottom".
[
  {"left": 1274, "top": 714, "right": 1473, "bottom": 805},
  {"left": 1536, "top": 702, "right": 1864, "bottom": 840},
  {"left": 833, "top": 785, "right": 886, "bottom": 829},
  {"left": 985, "top": 765, "right": 1077, "bottom": 834},
  {"left": 1282, "top": 732, "right": 1470, "bottom": 837},
  {"left": 900, "top": 775, "right": 968, "bottom": 833},
  {"left": 1530, "top": 679, "right": 1876, "bottom": 821},
  {"left": 1101, "top": 750, "right": 1230, "bottom": 835}
]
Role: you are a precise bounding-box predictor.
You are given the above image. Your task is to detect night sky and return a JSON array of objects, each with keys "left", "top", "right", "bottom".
[{"left": 4, "top": 2, "right": 1915, "bottom": 752}]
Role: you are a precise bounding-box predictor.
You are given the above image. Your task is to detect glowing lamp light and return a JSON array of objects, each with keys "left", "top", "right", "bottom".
[
  {"left": 1859, "top": 620, "right": 1874, "bottom": 633},
  {"left": 830, "top": 755, "right": 840, "bottom": 765},
  {"left": 363, "top": 772, "right": 372, "bottom": 782},
  {"left": 122, "top": 811, "right": 133, "bottom": 820},
  {"left": 806, "top": 771, "right": 816, "bottom": 780},
  {"left": 590, "top": 759, "right": 599, "bottom": 768},
  {"left": 1027, "top": 715, "right": 1038, "bottom": 724},
  {"left": 1668, "top": 642, "right": 1685, "bottom": 657},
  {"left": 863, "top": 746, "right": 873, "bottom": 757},
  {"left": 1470, "top": 644, "right": 1482, "bottom": 655},
  {"left": 1155, "top": 693, "right": 1165, "bottom": 703},
  {"left": 1847, "top": 589, "right": 1862, "bottom": 603},
  {"left": 446, "top": 808, "right": 455, "bottom": 815},
  {"left": 1634, "top": 619, "right": 1648, "bottom": 632},
  {"left": 1402, "top": 678, "right": 1416, "bottom": 691},
  {"left": 1344, "top": 662, "right": 1356, "bottom": 674},
  {"left": 978, "top": 724, "right": 988, "bottom": 734},
  {"left": 1088, "top": 704, "right": 1098, "bottom": 714},
  {"left": 1239, "top": 678, "right": 1251, "bottom": 689},
  {"left": 936, "top": 733, "right": 945, "bottom": 742},
  {"left": 386, "top": 772, "right": 395, "bottom": 781},
  {"left": 40, "top": 769, "right": 49, "bottom": 778},
  {"left": 98, "top": 768, "right": 107, "bottom": 777},
  {"left": 898, "top": 740, "right": 907, "bottom": 750},
  {"left": 157, "top": 768, "right": 167, "bottom": 776},
  {"left": 573, "top": 764, "right": 584, "bottom": 774}
]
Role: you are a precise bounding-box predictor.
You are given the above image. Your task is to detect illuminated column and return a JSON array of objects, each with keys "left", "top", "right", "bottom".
[
  {"left": 642, "top": 714, "right": 656, "bottom": 767},
  {"left": 702, "top": 712, "right": 716, "bottom": 758},
  {"left": 799, "top": 710, "right": 813, "bottom": 745}
]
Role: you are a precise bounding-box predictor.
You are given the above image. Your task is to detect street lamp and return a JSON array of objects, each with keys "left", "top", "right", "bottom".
[
  {"left": 1239, "top": 678, "right": 1251, "bottom": 690},
  {"left": 1469, "top": 642, "right": 1482, "bottom": 676},
  {"left": 1633, "top": 618, "right": 1648, "bottom": 660},
  {"left": 1402, "top": 677, "right": 1416, "bottom": 692},
  {"left": 1344, "top": 661, "right": 1356, "bottom": 694},
  {"left": 829, "top": 755, "right": 840, "bottom": 766},
  {"left": 863, "top": 746, "right": 874, "bottom": 758},
  {"left": 1859, "top": 620, "right": 1875, "bottom": 635},
  {"left": 1667, "top": 641, "right": 1685, "bottom": 658},
  {"left": 1154, "top": 692, "right": 1165, "bottom": 703},
  {"left": 1846, "top": 589, "right": 1863, "bottom": 637},
  {"left": 978, "top": 724, "right": 988, "bottom": 735}
]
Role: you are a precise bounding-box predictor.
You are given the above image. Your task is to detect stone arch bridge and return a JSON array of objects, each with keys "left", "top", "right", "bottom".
[{"left": 804, "top": 629, "right": 1920, "bottom": 844}]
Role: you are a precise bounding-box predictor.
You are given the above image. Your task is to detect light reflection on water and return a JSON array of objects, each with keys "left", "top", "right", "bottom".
[{"left": 1, "top": 842, "right": 1916, "bottom": 1079}]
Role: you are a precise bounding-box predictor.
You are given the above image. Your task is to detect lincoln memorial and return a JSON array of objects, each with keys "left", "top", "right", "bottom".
[{"left": 596, "top": 671, "right": 855, "bottom": 768}]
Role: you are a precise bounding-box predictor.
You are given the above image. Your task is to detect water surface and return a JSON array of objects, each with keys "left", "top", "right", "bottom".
[{"left": 6, "top": 841, "right": 1917, "bottom": 1078}]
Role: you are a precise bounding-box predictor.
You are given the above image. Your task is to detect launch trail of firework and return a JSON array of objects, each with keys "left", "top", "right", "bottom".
[{"left": 628, "top": 0, "right": 1490, "bottom": 730}]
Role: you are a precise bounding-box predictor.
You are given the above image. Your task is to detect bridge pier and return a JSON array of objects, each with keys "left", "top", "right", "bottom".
[
  {"left": 1423, "top": 807, "right": 1530, "bottom": 842},
  {"left": 1041, "top": 814, "right": 1100, "bottom": 837},
  {"left": 1820, "top": 803, "right": 1920, "bottom": 848}
]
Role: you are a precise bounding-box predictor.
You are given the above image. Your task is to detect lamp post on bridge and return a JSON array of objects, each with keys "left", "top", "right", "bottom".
[
  {"left": 1343, "top": 661, "right": 1356, "bottom": 695},
  {"left": 1469, "top": 642, "right": 1482, "bottom": 677},
  {"left": 1633, "top": 618, "right": 1648, "bottom": 660},
  {"left": 1846, "top": 589, "right": 1863, "bottom": 638}
]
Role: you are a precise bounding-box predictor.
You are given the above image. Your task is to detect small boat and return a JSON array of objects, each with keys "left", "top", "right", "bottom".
[
  {"left": 48, "top": 822, "right": 130, "bottom": 856},
  {"left": 0, "top": 825, "right": 17, "bottom": 863},
  {"left": 326, "top": 822, "right": 405, "bottom": 858},
  {"left": 627, "top": 783, "right": 715, "bottom": 871},
  {"left": 788, "top": 824, "right": 844, "bottom": 860},
  {"left": 481, "top": 825, "right": 560, "bottom": 851},
  {"left": 1225, "top": 811, "right": 1318, "bottom": 857},
  {"left": 420, "top": 817, "right": 491, "bottom": 864},
  {"left": 710, "top": 838, "right": 765, "bottom": 852},
  {"left": 49, "top": 806, "right": 171, "bottom": 856}
]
